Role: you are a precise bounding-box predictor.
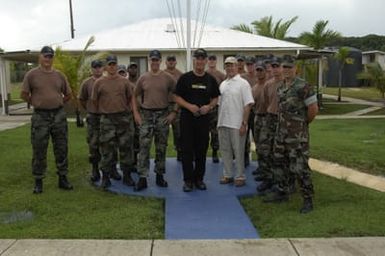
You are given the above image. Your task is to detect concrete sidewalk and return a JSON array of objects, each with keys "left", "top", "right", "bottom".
[{"left": 1, "top": 238, "right": 384, "bottom": 256}]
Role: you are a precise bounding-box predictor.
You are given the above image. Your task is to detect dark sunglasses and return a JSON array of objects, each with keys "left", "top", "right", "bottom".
[
  {"left": 43, "top": 55, "right": 53, "bottom": 59},
  {"left": 256, "top": 68, "right": 265, "bottom": 72}
]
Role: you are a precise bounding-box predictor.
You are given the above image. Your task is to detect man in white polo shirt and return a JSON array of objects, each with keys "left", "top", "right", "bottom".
[{"left": 217, "top": 56, "right": 254, "bottom": 187}]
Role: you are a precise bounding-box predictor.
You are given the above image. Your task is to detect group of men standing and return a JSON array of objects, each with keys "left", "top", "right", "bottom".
[{"left": 21, "top": 45, "right": 318, "bottom": 214}]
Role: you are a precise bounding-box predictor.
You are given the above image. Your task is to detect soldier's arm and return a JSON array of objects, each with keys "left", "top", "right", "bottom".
[
  {"left": 307, "top": 103, "right": 318, "bottom": 123},
  {"left": 20, "top": 91, "right": 31, "bottom": 103}
]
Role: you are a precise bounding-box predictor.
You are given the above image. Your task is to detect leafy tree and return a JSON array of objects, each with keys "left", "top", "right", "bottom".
[
  {"left": 357, "top": 62, "right": 385, "bottom": 99},
  {"left": 335, "top": 47, "right": 352, "bottom": 101},
  {"left": 53, "top": 36, "right": 106, "bottom": 125},
  {"left": 299, "top": 20, "right": 341, "bottom": 49},
  {"left": 231, "top": 15, "right": 298, "bottom": 39}
]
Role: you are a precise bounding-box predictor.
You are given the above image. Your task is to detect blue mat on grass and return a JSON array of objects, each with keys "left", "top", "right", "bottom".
[{"left": 96, "top": 158, "right": 260, "bottom": 239}]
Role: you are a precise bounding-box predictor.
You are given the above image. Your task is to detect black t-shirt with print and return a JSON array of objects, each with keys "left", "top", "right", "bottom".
[{"left": 175, "top": 71, "right": 220, "bottom": 112}]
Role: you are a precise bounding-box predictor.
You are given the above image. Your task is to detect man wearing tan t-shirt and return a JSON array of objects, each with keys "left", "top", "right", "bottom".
[
  {"left": 251, "top": 61, "right": 270, "bottom": 193},
  {"left": 133, "top": 50, "right": 177, "bottom": 191},
  {"left": 91, "top": 55, "right": 136, "bottom": 189},
  {"left": 21, "top": 46, "right": 73, "bottom": 194},
  {"left": 164, "top": 55, "right": 183, "bottom": 162},
  {"left": 206, "top": 54, "right": 225, "bottom": 163},
  {"left": 241, "top": 56, "right": 258, "bottom": 167},
  {"left": 79, "top": 60, "right": 104, "bottom": 182},
  {"left": 259, "top": 56, "right": 284, "bottom": 193}
]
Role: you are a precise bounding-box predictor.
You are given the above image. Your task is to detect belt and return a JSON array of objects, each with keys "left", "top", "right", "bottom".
[
  {"left": 34, "top": 106, "right": 63, "bottom": 112},
  {"left": 140, "top": 107, "right": 168, "bottom": 112}
]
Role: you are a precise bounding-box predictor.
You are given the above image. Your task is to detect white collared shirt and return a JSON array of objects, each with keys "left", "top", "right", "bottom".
[{"left": 217, "top": 74, "right": 254, "bottom": 129}]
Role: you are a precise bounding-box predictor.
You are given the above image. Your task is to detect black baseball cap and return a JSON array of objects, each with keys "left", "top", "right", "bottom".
[
  {"left": 271, "top": 56, "right": 282, "bottom": 66},
  {"left": 281, "top": 55, "right": 296, "bottom": 67},
  {"left": 40, "top": 46, "right": 54, "bottom": 56},
  {"left": 106, "top": 55, "right": 118, "bottom": 64},
  {"left": 91, "top": 60, "right": 103, "bottom": 68},
  {"left": 236, "top": 54, "right": 245, "bottom": 61},
  {"left": 245, "top": 56, "right": 256, "bottom": 64},
  {"left": 149, "top": 49, "right": 162, "bottom": 59},
  {"left": 255, "top": 61, "right": 266, "bottom": 70},
  {"left": 118, "top": 64, "right": 127, "bottom": 72},
  {"left": 128, "top": 62, "right": 138, "bottom": 68},
  {"left": 208, "top": 54, "right": 217, "bottom": 60},
  {"left": 166, "top": 55, "right": 176, "bottom": 61},
  {"left": 193, "top": 48, "right": 208, "bottom": 58}
]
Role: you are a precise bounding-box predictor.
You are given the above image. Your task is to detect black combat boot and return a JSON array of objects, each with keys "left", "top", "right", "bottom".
[
  {"left": 101, "top": 171, "right": 111, "bottom": 190},
  {"left": 156, "top": 174, "right": 168, "bottom": 187},
  {"left": 300, "top": 198, "right": 313, "bottom": 214},
  {"left": 256, "top": 181, "right": 272, "bottom": 194},
  {"left": 122, "top": 169, "right": 135, "bottom": 186},
  {"left": 212, "top": 150, "right": 219, "bottom": 163},
  {"left": 110, "top": 165, "right": 122, "bottom": 180},
  {"left": 134, "top": 177, "right": 147, "bottom": 191},
  {"left": 90, "top": 163, "right": 100, "bottom": 182},
  {"left": 58, "top": 175, "right": 74, "bottom": 190},
  {"left": 263, "top": 191, "right": 288, "bottom": 203},
  {"left": 33, "top": 179, "right": 43, "bottom": 194}
]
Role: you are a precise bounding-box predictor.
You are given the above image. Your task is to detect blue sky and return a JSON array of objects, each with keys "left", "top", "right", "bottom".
[{"left": 1, "top": 0, "right": 384, "bottom": 51}]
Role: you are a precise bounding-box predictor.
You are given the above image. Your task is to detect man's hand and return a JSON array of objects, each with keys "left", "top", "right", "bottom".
[
  {"left": 134, "top": 112, "right": 142, "bottom": 126},
  {"left": 189, "top": 104, "right": 200, "bottom": 116},
  {"left": 164, "top": 112, "right": 176, "bottom": 125},
  {"left": 199, "top": 105, "right": 211, "bottom": 115},
  {"left": 239, "top": 123, "right": 247, "bottom": 136}
]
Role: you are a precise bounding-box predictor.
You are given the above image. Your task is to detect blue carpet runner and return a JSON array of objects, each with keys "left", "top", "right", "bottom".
[{"left": 98, "top": 158, "right": 260, "bottom": 239}]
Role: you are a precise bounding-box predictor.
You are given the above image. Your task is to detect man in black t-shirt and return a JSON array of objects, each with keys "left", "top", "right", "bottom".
[{"left": 174, "top": 48, "right": 220, "bottom": 192}]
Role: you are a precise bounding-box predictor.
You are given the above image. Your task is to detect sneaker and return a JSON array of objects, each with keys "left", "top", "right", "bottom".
[
  {"left": 183, "top": 182, "right": 193, "bottom": 192},
  {"left": 234, "top": 179, "right": 246, "bottom": 187},
  {"left": 195, "top": 181, "right": 207, "bottom": 190},
  {"left": 219, "top": 176, "right": 234, "bottom": 184}
]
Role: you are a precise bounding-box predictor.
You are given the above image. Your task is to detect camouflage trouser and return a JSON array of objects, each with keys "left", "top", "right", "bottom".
[
  {"left": 265, "top": 114, "right": 278, "bottom": 181},
  {"left": 272, "top": 117, "right": 314, "bottom": 199},
  {"left": 31, "top": 107, "right": 68, "bottom": 179},
  {"left": 253, "top": 114, "right": 270, "bottom": 179},
  {"left": 99, "top": 112, "right": 135, "bottom": 174},
  {"left": 133, "top": 117, "right": 140, "bottom": 166},
  {"left": 245, "top": 110, "right": 255, "bottom": 156},
  {"left": 171, "top": 111, "right": 181, "bottom": 154},
  {"left": 86, "top": 113, "right": 101, "bottom": 164},
  {"left": 137, "top": 109, "right": 170, "bottom": 177},
  {"left": 208, "top": 106, "right": 219, "bottom": 151}
]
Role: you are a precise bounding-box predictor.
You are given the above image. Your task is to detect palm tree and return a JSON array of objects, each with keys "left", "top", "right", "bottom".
[
  {"left": 335, "top": 47, "right": 351, "bottom": 101},
  {"left": 53, "top": 36, "right": 107, "bottom": 126},
  {"left": 299, "top": 20, "right": 341, "bottom": 105},
  {"left": 231, "top": 15, "right": 298, "bottom": 40},
  {"left": 357, "top": 62, "right": 385, "bottom": 99},
  {"left": 299, "top": 20, "right": 341, "bottom": 49}
]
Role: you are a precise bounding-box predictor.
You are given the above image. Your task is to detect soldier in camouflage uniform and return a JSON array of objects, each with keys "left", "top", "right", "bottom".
[
  {"left": 206, "top": 54, "right": 225, "bottom": 163},
  {"left": 251, "top": 61, "right": 269, "bottom": 190},
  {"left": 21, "top": 46, "right": 73, "bottom": 194},
  {"left": 257, "top": 56, "right": 283, "bottom": 193},
  {"left": 79, "top": 60, "right": 104, "bottom": 182},
  {"left": 127, "top": 62, "right": 140, "bottom": 171},
  {"left": 132, "top": 50, "right": 177, "bottom": 191},
  {"left": 164, "top": 55, "right": 183, "bottom": 161},
  {"left": 264, "top": 55, "right": 319, "bottom": 214},
  {"left": 91, "top": 55, "right": 136, "bottom": 189}
]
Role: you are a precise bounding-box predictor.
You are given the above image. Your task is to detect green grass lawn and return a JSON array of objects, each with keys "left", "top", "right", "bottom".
[
  {"left": 242, "top": 172, "right": 385, "bottom": 238},
  {"left": 0, "top": 123, "right": 164, "bottom": 239},
  {"left": 310, "top": 119, "right": 385, "bottom": 176},
  {"left": 1, "top": 121, "right": 385, "bottom": 239},
  {"left": 364, "top": 107, "right": 385, "bottom": 115},
  {"left": 323, "top": 87, "right": 384, "bottom": 102},
  {"left": 319, "top": 104, "right": 370, "bottom": 115}
]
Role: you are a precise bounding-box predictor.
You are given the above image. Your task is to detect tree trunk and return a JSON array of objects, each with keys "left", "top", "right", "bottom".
[{"left": 337, "top": 69, "right": 342, "bottom": 102}]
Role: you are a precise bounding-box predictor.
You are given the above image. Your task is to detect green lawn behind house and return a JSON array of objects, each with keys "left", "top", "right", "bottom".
[{"left": 323, "top": 87, "right": 384, "bottom": 102}]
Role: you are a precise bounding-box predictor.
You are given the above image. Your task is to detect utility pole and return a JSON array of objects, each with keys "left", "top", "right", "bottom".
[
  {"left": 186, "top": 0, "right": 191, "bottom": 71},
  {"left": 69, "top": 0, "right": 75, "bottom": 39}
]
